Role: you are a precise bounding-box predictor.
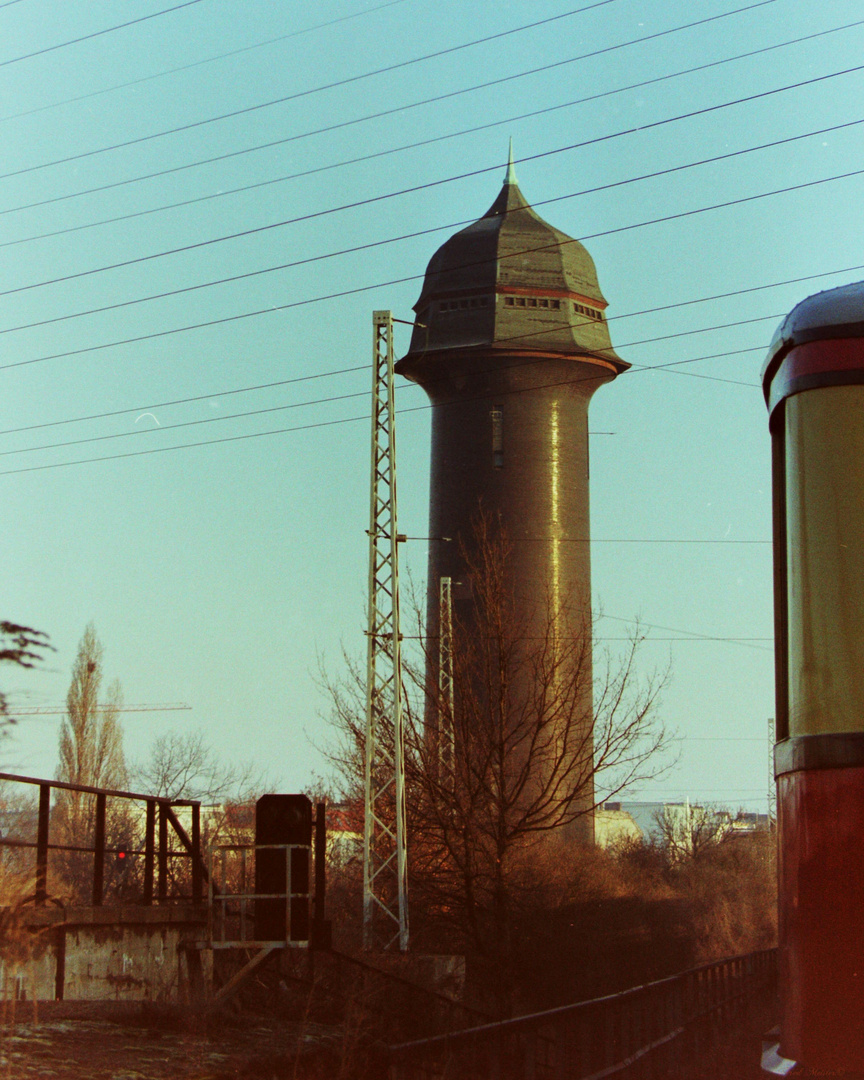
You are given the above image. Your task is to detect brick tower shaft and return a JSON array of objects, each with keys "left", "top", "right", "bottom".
[{"left": 396, "top": 157, "right": 627, "bottom": 845}]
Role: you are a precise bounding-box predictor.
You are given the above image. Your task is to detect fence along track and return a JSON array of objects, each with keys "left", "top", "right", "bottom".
[{"left": 389, "top": 948, "right": 777, "bottom": 1079}]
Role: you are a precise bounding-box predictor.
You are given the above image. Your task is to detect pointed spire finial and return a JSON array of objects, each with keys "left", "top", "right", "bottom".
[{"left": 505, "top": 138, "right": 517, "bottom": 186}]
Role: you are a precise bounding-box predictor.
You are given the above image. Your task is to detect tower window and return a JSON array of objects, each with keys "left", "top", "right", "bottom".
[
  {"left": 573, "top": 302, "right": 603, "bottom": 321},
  {"left": 439, "top": 296, "right": 492, "bottom": 313},
  {"left": 491, "top": 406, "right": 503, "bottom": 469},
  {"left": 503, "top": 294, "right": 563, "bottom": 309}
]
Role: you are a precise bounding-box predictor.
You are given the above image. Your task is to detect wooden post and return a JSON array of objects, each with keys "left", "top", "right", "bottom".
[
  {"left": 191, "top": 803, "right": 202, "bottom": 904},
  {"left": 158, "top": 802, "right": 168, "bottom": 901},
  {"left": 35, "top": 784, "right": 50, "bottom": 906},
  {"left": 315, "top": 802, "right": 326, "bottom": 925},
  {"left": 92, "top": 792, "right": 106, "bottom": 905},
  {"left": 144, "top": 800, "right": 155, "bottom": 904}
]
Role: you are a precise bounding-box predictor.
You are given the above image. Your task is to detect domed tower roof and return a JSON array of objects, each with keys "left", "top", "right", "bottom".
[{"left": 399, "top": 152, "right": 627, "bottom": 371}]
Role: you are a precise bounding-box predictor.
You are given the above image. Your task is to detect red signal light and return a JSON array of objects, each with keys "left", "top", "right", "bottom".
[{"left": 118, "top": 850, "right": 126, "bottom": 859}]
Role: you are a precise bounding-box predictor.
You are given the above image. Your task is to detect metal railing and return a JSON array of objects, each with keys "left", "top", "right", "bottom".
[
  {"left": 0, "top": 771, "right": 205, "bottom": 906},
  {"left": 389, "top": 948, "right": 777, "bottom": 1080},
  {"left": 207, "top": 801, "right": 329, "bottom": 949},
  {"left": 209, "top": 842, "right": 311, "bottom": 948}
]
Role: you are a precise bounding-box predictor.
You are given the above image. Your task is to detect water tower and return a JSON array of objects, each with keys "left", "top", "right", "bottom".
[{"left": 396, "top": 154, "right": 627, "bottom": 841}]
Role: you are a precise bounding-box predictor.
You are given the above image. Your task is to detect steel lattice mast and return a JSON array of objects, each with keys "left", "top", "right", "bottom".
[{"left": 363, "top": 310, "right": 409, "bottom": 952}]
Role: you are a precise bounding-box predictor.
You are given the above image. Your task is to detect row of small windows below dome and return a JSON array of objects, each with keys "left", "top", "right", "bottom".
[
  {"left": 503, "top": 295, "right": 561, "bottom": 311},
  {"left": 437, "top": 296, "right": 491, "bottom": 312},
  {"left": 502, "top": 296, "right": 605, "bottom": 320},
  {"left": 433, "top": 295, "right": 605, "bottom": 320},
  {"left": 573, "top": 302, "right": 605, "bottom": 322}
]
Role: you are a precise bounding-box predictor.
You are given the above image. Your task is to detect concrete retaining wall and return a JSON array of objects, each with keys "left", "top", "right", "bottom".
[{"left": 0, "top": 905, "right": 210, "bottom": 1003}]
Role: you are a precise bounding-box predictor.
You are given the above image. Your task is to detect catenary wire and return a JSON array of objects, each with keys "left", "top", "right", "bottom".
[
  {"left": 0, "top": 334, "right": 768, "bottom": 459},
  {"left": 3, "top": 114, "right": 862, "bottom": 340},
  {"left": 0, "top": 258, "right": 822, "bottom": 453},
  {"left": 0, "top": 329, "right": 782, "bottom": 476},
  {"left": 0, "top": 10, "right": 794, "bottom": 794},
  {"left": 0, "top": 0, "right": 775, "bottom": 186},
  {"left": 0, "top": 160, "right": 859, "bottom": 376},
  {"left": 598, "top": 614, "right": 772, "bottom": 650},
  {"left": 0, "top": 0, "right": 413, "bottom": 125},
  {"left": 4, "top": 14, "right": 854, "bottom": 241},
  {"left": 0, "top": 346, "right": 755, "bottom": 458},
  {"left": 0, "top": 0, "right": 625, "bottom": 182},
  {"left": 0, "top": 0, "right": 208, "bottom": 70},
  {"left": 0, "top": 340, "right": 768, "bottom": 441},
  {"left": 2, "top": 59, "right": 861, "bottom": 310}
]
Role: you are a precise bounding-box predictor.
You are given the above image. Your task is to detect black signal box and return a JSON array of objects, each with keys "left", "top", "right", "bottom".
[{"left": 254, "top": 794, "right": 311, "bottom": 942}]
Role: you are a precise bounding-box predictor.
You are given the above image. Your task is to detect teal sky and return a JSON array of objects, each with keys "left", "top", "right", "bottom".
[{"left": 2, "top": 0, "right": 862, "bottom": 810}]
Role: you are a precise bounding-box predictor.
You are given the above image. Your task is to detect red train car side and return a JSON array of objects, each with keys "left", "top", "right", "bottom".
[{"left": 762, "top": 282, "right": 864, "bottom": 1075}]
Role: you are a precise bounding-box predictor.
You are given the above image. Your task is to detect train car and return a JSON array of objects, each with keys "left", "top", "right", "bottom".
[{"left": 762, "top": 281, "right": 864, "bottom": 1075}]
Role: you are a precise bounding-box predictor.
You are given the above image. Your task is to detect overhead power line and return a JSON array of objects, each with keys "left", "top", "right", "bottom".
[
  {"left": 1, "top": 160, "right": 861, "bottom": 376},
  {"left": 0, "top": 341, "right": 768, "bottom": 472},
  {"left": 1, "top": 248, "right": 848, "bottom": 456},
  {"left": 2, "top": 59, "right": 861, "bottom": 312},
  {"left": 0, "top": 336, "right": 764, "bottom": 460},
  {"left": 0, "top": 342, "right": 761, "bottom": 446},
  {"left": 0, "top": 0, "right": 413, "bottom": 125},
  {"left": 0, "top": 0, "right": 627, "bottom": 183},
  {"left": 2, "top": 11, "right": 849, "bottom": 227},
  {"left": 0, "top": 313, "right": 791, "bottom": 475},
  {"left": 0, "top": 339, "right": 766, "bottom": 479},
  {"left": 0, "top": 0, "right": 207, "bottom": 70},
  {"left": 2, "top": 115, "right": 862, "bottom": 341}
]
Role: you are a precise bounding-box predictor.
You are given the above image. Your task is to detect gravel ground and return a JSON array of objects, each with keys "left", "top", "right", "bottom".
[{"left": 0, "top": 1006, "right": 350, "bottom": 1080}]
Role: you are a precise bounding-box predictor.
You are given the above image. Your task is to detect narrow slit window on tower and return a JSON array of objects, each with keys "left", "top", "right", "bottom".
[{"left": 491, "top": 405, "right": 504, "bottom": 469}]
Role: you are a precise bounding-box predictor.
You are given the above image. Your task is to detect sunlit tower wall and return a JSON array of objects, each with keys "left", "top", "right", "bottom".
[{"left": 395, "top": 158, "right": 628, "bottom": 843}]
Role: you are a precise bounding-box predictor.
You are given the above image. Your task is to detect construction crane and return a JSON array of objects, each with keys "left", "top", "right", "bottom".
[{"left": 12, "top": 703, "right": 191, "bottom": 715}]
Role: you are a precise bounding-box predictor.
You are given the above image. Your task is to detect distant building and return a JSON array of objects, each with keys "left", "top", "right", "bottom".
[
  {"left": 594, "top": 803, "right": 642, "bottom": 848},
  {"left": 326, "top": 802, "right": 362, "bottom": 867}
]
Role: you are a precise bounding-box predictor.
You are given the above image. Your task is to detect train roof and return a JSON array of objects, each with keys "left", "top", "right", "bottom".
[{"left": 763, "top": 280, "right": 864, "bottom": 394}]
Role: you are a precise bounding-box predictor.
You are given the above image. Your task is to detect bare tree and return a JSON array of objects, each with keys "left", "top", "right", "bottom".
[
  {"left": 132, "top": 730, "right": 263, "bottom": 804},
  {"left": 655, "top": 802, "right": 738, "bottom": 864},
  {"left": 324, "top": 524, "right": 671, "bottom": 1009},
  {"left": 53, "top": 625, "right": 129, "bottom": 900}
]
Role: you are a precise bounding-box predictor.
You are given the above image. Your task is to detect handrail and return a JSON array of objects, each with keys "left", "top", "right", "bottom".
[
  {"left": 0, "top": 772, "right": 205, "bottom": 907},
  {"left": 389, "top": 947, "right": 778, "bottom": 1080},
  {"left": 0, "top": 770, "right": 200, "bottom": 806}
]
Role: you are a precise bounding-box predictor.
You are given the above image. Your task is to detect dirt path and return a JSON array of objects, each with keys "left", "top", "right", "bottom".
[{"left": 0, "top": 1008, "right": 348, "bottom": 1080}]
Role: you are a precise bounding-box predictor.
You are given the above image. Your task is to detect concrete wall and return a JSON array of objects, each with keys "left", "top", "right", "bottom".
[{"left": 1, "top": 906, "right": 210, "bottom": 1003}]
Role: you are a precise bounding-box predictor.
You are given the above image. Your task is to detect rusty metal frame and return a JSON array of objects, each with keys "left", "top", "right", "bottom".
[
  {"left": 0, "top": 771, "right": 205, "bottom": 907},
  {"left": 207, "top": 841, "right": 312, "bottom": 950}
]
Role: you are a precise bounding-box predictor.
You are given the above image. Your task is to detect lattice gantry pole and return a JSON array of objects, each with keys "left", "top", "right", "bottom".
[
  {"left": 363, "top": 310, "right": 409, "bottom": 952},
  {"left": 438, "top": 576, "right": 455, "bottom": 787}
]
